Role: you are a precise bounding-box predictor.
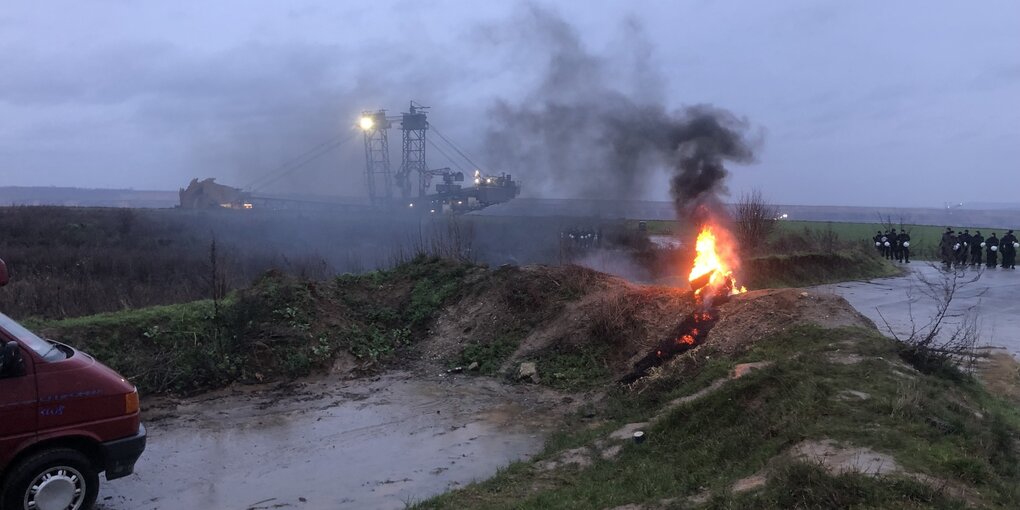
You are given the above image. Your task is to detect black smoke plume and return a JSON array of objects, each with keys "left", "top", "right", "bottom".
[{"left": 483, "top": 6, "right": 757, "bottom": 223}]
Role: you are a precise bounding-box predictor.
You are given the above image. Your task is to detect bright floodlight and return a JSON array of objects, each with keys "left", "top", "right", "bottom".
[{"left": 359, "top": 116, "right": 375, "bottom": 131}]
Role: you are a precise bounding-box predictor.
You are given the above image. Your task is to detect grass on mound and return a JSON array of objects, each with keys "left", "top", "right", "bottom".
[
  {"left": 413, "top": 325, "right": 1020, "bottom": 509},
  {"left": 33, "top": 256, "right": 478, "bottom": 395},
  {"left": 744, "top": 251, "right": 901, "bottom": 289}
]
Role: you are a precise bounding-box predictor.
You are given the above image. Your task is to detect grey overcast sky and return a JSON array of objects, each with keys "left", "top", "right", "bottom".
[{"left": 0, "top": 1, "right": 1017, "bottom": 207}]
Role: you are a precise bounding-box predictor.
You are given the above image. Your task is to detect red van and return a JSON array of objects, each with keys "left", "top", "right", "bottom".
[{"left": 0, "top": 259, "right": 145, "bottom": 510}]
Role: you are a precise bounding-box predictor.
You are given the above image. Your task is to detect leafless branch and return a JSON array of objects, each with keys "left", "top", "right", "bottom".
[
  {"left": 733, "top": 189, "right": 779, "bottom": 254},
  {"left": 881, "top": 263, "right": 985, "bottom": 372}
]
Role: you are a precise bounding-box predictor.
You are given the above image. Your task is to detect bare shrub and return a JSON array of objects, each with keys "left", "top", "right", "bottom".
[
  {"left": 878, "top": 264, "right": 985, "bottom": 374},
  {"left": 389, "top": 215, "right": 477, "bottom": 266},
  {"left": 733, "top": 190, "right": 779, "bottom": 254},
  {"left": 587, "top": 292, "right": 642, "bottom": 345},
  {"left": 810, "top": 222, "right": 840, "bottom": 255}
]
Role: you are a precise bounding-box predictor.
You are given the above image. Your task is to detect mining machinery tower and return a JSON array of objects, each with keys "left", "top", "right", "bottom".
[
  {"left": 400, "top": 102, "right": 428, "bottom": 199},
  {"left": 360, "top": 110, "right": 393, "bottom": 203},
  {"left": 358, "top": 101, "right": 520, "bottom": 213}
]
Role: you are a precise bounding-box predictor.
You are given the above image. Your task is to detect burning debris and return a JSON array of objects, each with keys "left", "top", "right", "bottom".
[
  {"left": 621, "top": 225, "right": 747, "bottom": 384},
  {"left": 688, "top": 226, "right": 747, "bottom": 298}
]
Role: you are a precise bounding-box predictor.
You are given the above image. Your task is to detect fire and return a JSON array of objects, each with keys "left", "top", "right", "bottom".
[{"left": 688, "top": 225, "right": 747, "bottom": 296}]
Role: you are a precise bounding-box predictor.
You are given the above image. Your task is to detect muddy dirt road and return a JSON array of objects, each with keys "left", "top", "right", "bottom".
[
  {"left": 96, "top": 372, "right": 566, "bottom": 510},
  {"left": 818, "top": 263, "right": 1020, "bottom": 358}
]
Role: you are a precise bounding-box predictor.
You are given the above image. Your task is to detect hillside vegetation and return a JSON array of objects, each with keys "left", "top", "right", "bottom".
[
  {"left": 34, "top": 254, "right": 896, "bottom": 396},
  {"left": 415, "top": 324, "right": 1020, "bottom": 509}
]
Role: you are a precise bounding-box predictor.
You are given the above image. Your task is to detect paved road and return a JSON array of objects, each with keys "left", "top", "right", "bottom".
[
  {"left": 96, "top": 373, "right": 559, "bottom": 510},
  {"left": 818, "top": 263, "right": 1020, "bottom": 358}
]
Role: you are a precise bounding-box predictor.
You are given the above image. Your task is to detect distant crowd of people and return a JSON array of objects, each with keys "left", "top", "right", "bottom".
[
  {"left": 874, "top": 229, "right": 913, "bottom": 263},
  {"left": 872, "top": 228, "right": 1018, "bottom": 270}
]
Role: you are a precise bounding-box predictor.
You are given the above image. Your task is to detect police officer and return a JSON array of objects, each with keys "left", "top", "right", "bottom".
[
  {"left": 888, "top": 229, "right": 898, "bottom": 260},
  {"left": 986, "top": 232, "right": 1000, "bottom": 269},
  {"left": 873, "top": 231, "right": 884, "bottom": 255},
  {"left": 970, "top": 230, "right": 984, "bottom": 266},
  {"left": 939, "top": 228, "right": 955, "bottom": 269},
  {"left": 1001, "top": 230, "right": 1017, "bottom": 269},
  {"left": 957, "top": 230, "right": 972, "bottom": 266},
  {"left": 896, "top": 230, "right": 911, "bottom": 263}
]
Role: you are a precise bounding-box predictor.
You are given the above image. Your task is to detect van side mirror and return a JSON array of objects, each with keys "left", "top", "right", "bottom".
[
  {"left": 0, "top": 258, "right": 8, "bottom": 287},
  {"left": 0, "top": 341, "right": 25, "bottom": 378}
]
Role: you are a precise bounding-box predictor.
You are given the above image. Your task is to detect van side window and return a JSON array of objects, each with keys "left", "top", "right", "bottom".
[{"left": 0, "top": 341, "right": 26, "bottom": 378}]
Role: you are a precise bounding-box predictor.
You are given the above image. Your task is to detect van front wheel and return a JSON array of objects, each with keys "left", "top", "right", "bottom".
[{"left": 1, "top": 448, "right": 99, "bottom": 510}]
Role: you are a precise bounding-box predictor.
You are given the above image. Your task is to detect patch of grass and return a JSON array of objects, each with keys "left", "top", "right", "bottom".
[
  {"left": 342, "top": 324, "right": 413, "bottom": 364},
  {"left": 37, "top": 257, "right": 477, "bottom": 395},
  {"left": 745, "top": 251, "right": 900, "bottom": 289},
  {"left": 722, "top": 462, "right": 963, "bottom": 509},
  {"left": 414, "top": 325, "right": 1020, "bottom": 509},
  {"left": 533, "top": 344, "right": 613, "bottom": 391},
  {"left": 36, "top": 299, "right": 233, "bottom": 395},
  {"left": 456, "top": 335, "right": 521, "bottom": 375}
]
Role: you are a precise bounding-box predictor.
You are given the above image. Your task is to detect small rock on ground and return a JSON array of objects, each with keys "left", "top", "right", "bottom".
[
  {"left": 732, "top": 361, "right": 773, "bottom": 379},
  {"left": 518, "top": 362, "right": 540, "bottom": 383},
  {"left": 838, "top": 390, "right": 871, "bottom": 401},
  {"left": 731, "top": 473, "right": 767, "bottom": 493},
  {"left": 538, "top": 446, "right": 592, "bottom": 471},
  {"left": 600, "top": 444, "right": 623, "bottom": 460},
  {"left": 789, "top": 439, "right": 900, "bottom": 475},
  {"left": 609, "top": 422, "right": 649, "bottom": 441}
]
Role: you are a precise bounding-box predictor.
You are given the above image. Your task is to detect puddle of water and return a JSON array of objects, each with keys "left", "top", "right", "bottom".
[
  {"left": 96, "top": 373, "right": 553, "bottom": 510},
  {"left": 816, "top": 264, "right": 1020, "bottom": 358}
]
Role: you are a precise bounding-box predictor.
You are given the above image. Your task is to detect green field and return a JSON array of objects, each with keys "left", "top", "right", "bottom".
[
  {"left": 777, "top": 221, "right": 1006, "bottom": 260},
  {"left": 632, "top": 219, "right": 1007, "bottom": 261}
]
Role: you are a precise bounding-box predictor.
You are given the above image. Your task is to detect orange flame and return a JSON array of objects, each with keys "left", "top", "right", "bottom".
[{"left": 688, "top": 225, "right": 747, "bottom": 296}]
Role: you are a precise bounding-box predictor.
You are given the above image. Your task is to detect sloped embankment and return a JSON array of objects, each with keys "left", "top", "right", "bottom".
[
  {"left": 38, "top": 258, "right": 642, "bottom": 395},
  {"left": 37, "top": 256, "right": 880, "bottom": 395},
  {"left": 416, "top": 318, "right": 1020, "bottom": 509}
]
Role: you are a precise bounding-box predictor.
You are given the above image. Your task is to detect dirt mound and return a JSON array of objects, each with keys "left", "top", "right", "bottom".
[
  {"left": 422, "top": 263, "right": 697, "bottom": 382},
  {"left": 425, "top": 267, "right": 875, "bottom": 385},
  {"left": 45, "top": 256, "right": 880, "bottom": 396},
  {"left": 421, "top": 264, "right": 627, "bottom": 365},
  {"left": 706, "top": 288, "right": 876, "bottom": 357}
]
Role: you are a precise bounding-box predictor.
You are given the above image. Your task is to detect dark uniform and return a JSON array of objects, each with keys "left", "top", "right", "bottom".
[
  {"left": 986, "top": 233, "right": 1000, "bottom": 268},
  {"left": 873, "top": 231, "right": 884, "bottom": 255},
  {"left": 970, "top": 231, "right": 984, "bottom": 266},
  {"left": 887, "top": 229, "right": 898, "bottom": 260},
  {"left": 896, "top": 231, "right": 911, "bottom": 263},
  {"left": 957, "top": 230, "right": 972, "bottom": 266},
  {"left": 939, "top": 228, "right": 955, "bottom": 269},
  {"left": 1001, "top": 230, "right": 1017, "bottom": 269}
]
